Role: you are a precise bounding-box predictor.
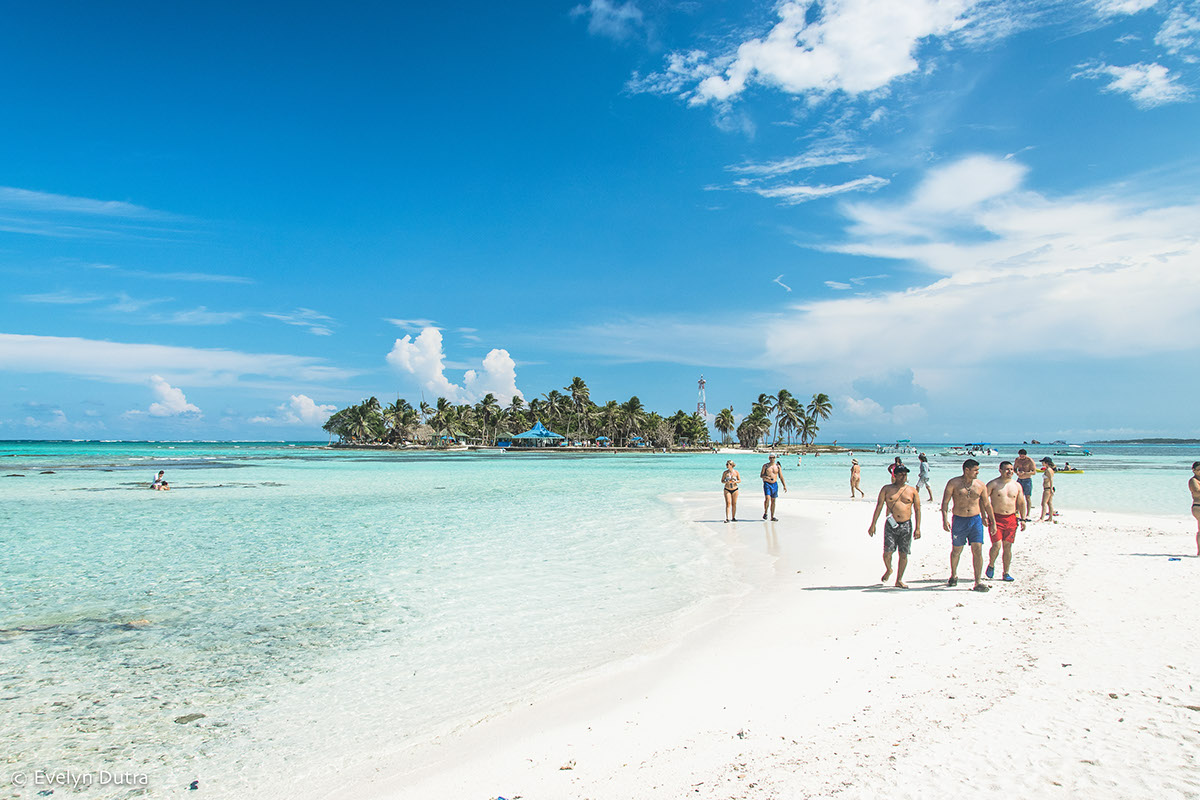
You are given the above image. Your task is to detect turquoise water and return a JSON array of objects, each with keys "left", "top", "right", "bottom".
[{"left": 1, "top": 441, "right": 1194, "bottom": 798}]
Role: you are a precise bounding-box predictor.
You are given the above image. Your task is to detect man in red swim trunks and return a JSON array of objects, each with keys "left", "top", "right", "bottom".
[{"left": 986, "top": 461, "right": 1027, "bottom": 581}]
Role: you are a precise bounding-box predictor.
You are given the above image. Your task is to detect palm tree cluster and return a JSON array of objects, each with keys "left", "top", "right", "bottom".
[
  {"left": 322, "top": 377, "right": 714, "bottom": 448},
  {"left": 712, "top": 391, "right": 833, "bottom": 449}
]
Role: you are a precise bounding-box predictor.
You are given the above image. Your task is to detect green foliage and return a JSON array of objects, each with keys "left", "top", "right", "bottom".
[{"left": 322, "top": 377, "right": 831, "bottom": 448}]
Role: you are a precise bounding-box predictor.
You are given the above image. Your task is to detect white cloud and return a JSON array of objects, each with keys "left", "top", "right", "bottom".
[
  {"left": 684, "top": 0, "right": 978, "bottom": 105},
  {"left": 1074, "top": 62, "right": 1191, "bottom": 108},
  {"left": 384, "top": 317, "right": 438, "bottom": 330},
  {"left": 825, "top": 280, "right": 853, "bottom": 289},
  {"left": 0, "top": 186, "right": 165, "bottom": 218},
  {"left": 843, "top": 396, "right": 927, "bottom": 426},
  {"left": 463, "top": 349, "right": 522, "bottom": 403},
  {"left": 0, "top": 186, "right": 185, "bottom": 239},
  {"left": 250, "top": 395, "right": 337, "bottom": 426},
  {"left": 1156, "top": 7, "right": 1200, "bottom": 53},
  {"left": 560, "top": 156, "right": 1200, "bottom": 397},
  {"left": 263, "top": 308, "right": 335, "bottom": 336},
  {"left": 727, "top": 145, "right": 871, "bottom": 177},
  {"left": 387, "top": 327, "right": 523, "bottom": 403},
  {"left": 572, "top": 0, "right": 645, "bottom": 41},
  {"left": 161, "top": 307, "right": 246, "bottom": 325},
  {"left": 19, "top": 290, "right": 103, "bottom": 305},
  {"left": 0, "top": 333, "right": 356, "bottom": 388},
  {"left": 1092, "top": 0, "right": 1158, "bottom": 15},
  {"left": 745, "top": 175, "right": 890, "bottom": 205},
  {"left": 145, "top": 375, "right": 201, "bottom": 417}
]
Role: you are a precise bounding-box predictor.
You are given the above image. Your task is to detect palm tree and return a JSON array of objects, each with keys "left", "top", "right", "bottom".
[
  {"left": 773, "top": 389, "right": 794, "bottom": 445},
  {"left": 620, "top": 396, "right": 645, "bottom": 445},
  {"left": 799, "top": 413, "right": 819, "bottom": 446},
  {"left": 600, "top": 400, "right": 621, "bottom": 441},
  {"left": 778, "top": 396, "right": 804, "bottom": 445},
  {"left": 807, "top": 393, "right": 833, "bottom": 425},
  {"left": 714, "top": 407, "right": 735, "bottom": 445},
  {"left": 476, "top": 393, "right": 500, "bottom": 444}
]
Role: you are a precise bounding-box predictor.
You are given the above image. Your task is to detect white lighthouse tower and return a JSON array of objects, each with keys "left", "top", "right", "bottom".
[{"left": 697, "top": 375, "right": 707, "bottom": 418}]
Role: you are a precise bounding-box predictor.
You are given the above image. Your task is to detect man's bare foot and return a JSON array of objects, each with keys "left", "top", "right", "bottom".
[
  {"left": 881, "top": 568, "right": 892, "bottom": 583},
  {"left": 895, "top": 580, "right": 909, "bottom": 589}
]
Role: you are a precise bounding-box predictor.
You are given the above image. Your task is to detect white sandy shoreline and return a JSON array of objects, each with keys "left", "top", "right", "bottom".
[{"left": 333, "top": 493, "right": 1200, "bottom": 800}]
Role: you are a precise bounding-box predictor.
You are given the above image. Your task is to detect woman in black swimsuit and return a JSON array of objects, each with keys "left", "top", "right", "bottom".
[{"left": 722, "top": 460, "right": 741, "bottom": 523}]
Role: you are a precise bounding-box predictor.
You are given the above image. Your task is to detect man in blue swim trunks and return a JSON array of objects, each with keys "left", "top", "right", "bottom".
[
  {"left": 1014, "top": 449, "right": 1036, "bottom": 522},
  {"left": 760, "top": 454, "right": 787, "bottom": 521},
  {"left": 940, "top": 458, "right": 994, "bottom": 592}
]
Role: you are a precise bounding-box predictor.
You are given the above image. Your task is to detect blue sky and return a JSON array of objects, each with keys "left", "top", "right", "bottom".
[{"left": 2, "top": 0, "right": 1199, "bottom": 442}]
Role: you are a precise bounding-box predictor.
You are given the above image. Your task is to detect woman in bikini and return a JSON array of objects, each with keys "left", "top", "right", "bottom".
[
  {"left": 1039, "top": 457, "right": 1056, "bottom": 522},
  {"left": 1189, "top": 461, "right": 1200, "bottom": 556},
  {"left": 721, "top": 460, "right": 741, "bottom": 523}
]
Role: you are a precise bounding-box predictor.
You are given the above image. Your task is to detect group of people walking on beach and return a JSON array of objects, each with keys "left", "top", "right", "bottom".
[{"left": 720, "top": 449, "right": 1076, "bottom": 592}]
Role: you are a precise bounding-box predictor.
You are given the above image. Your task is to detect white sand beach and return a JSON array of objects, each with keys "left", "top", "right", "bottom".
[{"left": 339, "top": 493, "right": 1200, "bottom": 800}]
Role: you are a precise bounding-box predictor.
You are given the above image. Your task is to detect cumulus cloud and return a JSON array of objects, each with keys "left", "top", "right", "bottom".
[
  {"left": 145, "top": 375, "right": 201, "bottom": 417},
  {"left": 658, "top": 0, "right": 979, "bottom": 105},
  {"left": 561, "top": 155, "right": 1200, "bottom": 399},
  {"left": 1074, "top": 62, "right": 1191, "bottom": 108},
  {"left": 250, "top": 395, "right": 337, "bottom": 426},
  {"left": 387, "top": 326, "right": 523, "bottom": 403}
]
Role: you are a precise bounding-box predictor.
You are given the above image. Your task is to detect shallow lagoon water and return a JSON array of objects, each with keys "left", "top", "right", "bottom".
[{"left": 1, "top": 441, "right": 1194, "bottom": 797}]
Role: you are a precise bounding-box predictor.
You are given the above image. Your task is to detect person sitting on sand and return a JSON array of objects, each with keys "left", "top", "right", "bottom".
[
  {"left": 1189, "top": 462, "right": 1200, "bottom": 556},
  {"left": 1039, "top": 457, "right": 1056, "bottom": 522},
  {"left": 986, "top": 461, "right": 1027, "bottom": 582},
  {"left": 721, "top": 460, "right": 741, "bottom": 523},
  {"left": 868, "top": 464, "right": 921, "bottom": 588},
  {"left": 760, "top": 454, "right": 786, "bottom": 521},
  {"left": 850, "top": 459, "right": 864, "bottom": 498},
  {"left": 941, "top": 459, "right": 994, "bottom": 592}
]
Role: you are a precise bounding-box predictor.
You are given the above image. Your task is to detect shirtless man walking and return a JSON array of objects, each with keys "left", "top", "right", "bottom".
[
  {"left": 868, "top": 464, "right": 921, "bottom": 588},
  {"left": 761, "top": 454, "right": 787, "bottom": 521},
  {"left": 986, "top": 461, "right": 1027, "bottom": 582},
  {"left": 1014, "top": 449, "right": 1037, "bottom": 522},
  {"left": 850, "top": 459, "right": 864, "bottom": 498},
  {"left": 941, "top": 459, "right": 994, "bottom": 592}
]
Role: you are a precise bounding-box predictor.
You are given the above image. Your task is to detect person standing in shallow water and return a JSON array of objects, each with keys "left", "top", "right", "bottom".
[
  {"left": 721, "top": 460, "right": 741, "bottom": 523},
  {"left": 850, "top": 459, "right": 864, "bottom": 498},
  {"left": 761, "top": 454, "right": 786, "bottom": 521},
  {"left": 1190, "top": 462, "right": 1200, "bottom": 556},
  {"left": 868, "top": 464, "right": 921, "bottom": 588}
]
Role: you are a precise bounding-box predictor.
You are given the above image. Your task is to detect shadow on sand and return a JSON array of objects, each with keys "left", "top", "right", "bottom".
[{"left": 802, "top": 578, "right": 949, "bottom": 593}]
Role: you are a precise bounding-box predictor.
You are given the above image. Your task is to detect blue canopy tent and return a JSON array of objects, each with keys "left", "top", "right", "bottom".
[{"left": 510, "top": 420, "right": 566, "bottom": 448}]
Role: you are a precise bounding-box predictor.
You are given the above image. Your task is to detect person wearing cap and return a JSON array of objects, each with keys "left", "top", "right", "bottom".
[
  {"left": 760, "top": 454, "right": 787, "bottom": 521},
  {"left": 1039, "top": 457, "right": 1057, "bottom": 522},
  {"left": 868, "top": 463, "right": 921, "bottom": 588},
  {"left": 850, "top": 459, "right": 864, "bottom": 498},
  {"left": 940, "top": 458, "right": 994, "bottom": 592},
  {"left": 1014, "top": 449, "right": 1037, "bottom": 521}
]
